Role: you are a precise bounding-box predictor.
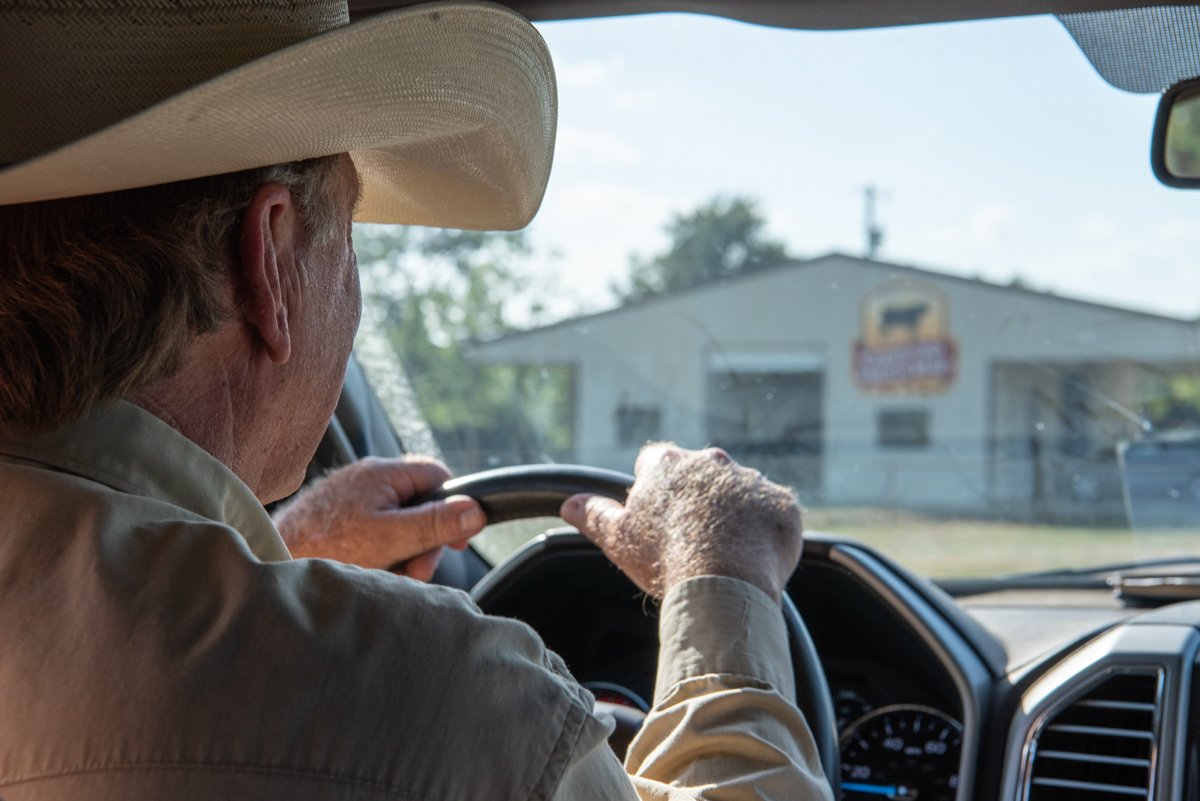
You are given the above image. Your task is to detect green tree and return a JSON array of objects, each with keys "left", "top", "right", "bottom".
[
  {"left": 1143, "top": 373, "right": 1200, "bottom": 430},
  {"left": 615, "top": 196, "right": 788, "bottom": 303},
  {"left": 1166, "top": 93, "right": 1200, "bottom": 178},
  {"left": 354, "top": 225, "right": 572, "bottom": 473}
]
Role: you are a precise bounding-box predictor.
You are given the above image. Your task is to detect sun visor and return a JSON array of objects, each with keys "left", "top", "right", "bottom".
[{"left": 1058, "top": 5, "right": 1200, "bottom": 93}]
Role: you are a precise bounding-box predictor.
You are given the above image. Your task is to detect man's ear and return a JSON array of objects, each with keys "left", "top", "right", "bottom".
[{"left": 237, "top": 183, "right": 299, "bottom": 364}]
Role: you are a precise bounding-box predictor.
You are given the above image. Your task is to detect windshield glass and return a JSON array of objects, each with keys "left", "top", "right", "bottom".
[{"left": 353, "top": 12, "right": 1200, "bottom": 579}]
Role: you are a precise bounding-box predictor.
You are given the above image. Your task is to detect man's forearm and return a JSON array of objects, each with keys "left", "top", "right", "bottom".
[{"left": 549, "top": 576, "right": 833, "bottom": 800}]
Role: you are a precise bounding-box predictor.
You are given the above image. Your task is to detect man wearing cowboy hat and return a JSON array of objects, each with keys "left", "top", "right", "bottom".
[{"left": 0, "top": 0, "right": 832, "bottom": 798}]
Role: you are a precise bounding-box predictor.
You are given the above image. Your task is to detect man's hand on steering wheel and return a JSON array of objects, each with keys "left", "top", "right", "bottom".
[
  {"left": 272, "top": 443, "right": 803, "bottom": 600},
  {"left": 560, "top": 443, "right": 804, "bottom": 606},
  {"left": 274, "top": 456, "right": 487, "bottom": 582}
]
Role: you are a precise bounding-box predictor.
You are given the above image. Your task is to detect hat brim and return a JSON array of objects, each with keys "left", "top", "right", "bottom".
[{"left": 0, "top": 0, "right": 556, "bottom": 230}]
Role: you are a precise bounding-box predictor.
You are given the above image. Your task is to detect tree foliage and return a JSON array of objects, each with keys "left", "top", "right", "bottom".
[
  {"left": 354, "top": 226, "right": 572, "bottom": 473},
  {"left": 615, "top": 196, "right": 788, "bottom": 303},
  {"left": 1143, "top": 373, "right": 1200, "bottom": 430},
  {"left": 1166, "top": 95, "right": 1200, "bottom": 178}
]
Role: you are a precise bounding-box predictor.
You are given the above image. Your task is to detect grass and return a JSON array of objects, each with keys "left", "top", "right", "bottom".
[
  {"left": 469, "top": 509, "right": 1200, "bottom": 579},
  {"left": 805, "top": 507, "right": 1200, "bottom": 578}
]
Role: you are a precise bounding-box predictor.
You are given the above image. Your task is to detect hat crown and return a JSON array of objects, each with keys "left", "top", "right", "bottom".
[{"left": 0, "top": 0, "right": 349, "bottom": 165}]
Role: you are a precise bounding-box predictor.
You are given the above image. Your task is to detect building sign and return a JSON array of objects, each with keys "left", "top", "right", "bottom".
[{"left": 853, "top": 279, "right": 957, "bottom": 394}]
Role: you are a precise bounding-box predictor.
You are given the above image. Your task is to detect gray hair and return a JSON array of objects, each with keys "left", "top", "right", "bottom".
[{"left": 0, "top": 154, "right": 345, "bottom": 432}]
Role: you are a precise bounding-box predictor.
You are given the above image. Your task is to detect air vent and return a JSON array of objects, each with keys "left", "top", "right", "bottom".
[{"left": 1025, "top": 670, "right": 1162, "bottom": 800}]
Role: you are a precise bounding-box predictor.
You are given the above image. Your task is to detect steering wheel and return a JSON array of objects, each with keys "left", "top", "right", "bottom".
[{"left": 405, "top": 463, "right": 840, "bottom": 793}]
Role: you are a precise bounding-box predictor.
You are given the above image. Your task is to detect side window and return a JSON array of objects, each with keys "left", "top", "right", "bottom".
[{"left": 878, "top": 409, "right": 931, "bottom": 448}]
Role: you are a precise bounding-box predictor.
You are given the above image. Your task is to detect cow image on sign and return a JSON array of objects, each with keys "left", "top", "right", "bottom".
[
  {"left": 854, "top": 280, "right": 957, "bottom": 394},
  {"left": 880, "top": 304, "right": 929, "bottom": 333}
]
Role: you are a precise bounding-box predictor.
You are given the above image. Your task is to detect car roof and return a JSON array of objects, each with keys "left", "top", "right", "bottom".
[{"left": 348, "top": 0, "right": 1174, "bottom": 30}]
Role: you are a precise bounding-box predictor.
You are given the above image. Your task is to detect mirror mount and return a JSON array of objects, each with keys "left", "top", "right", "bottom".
[{"left": 1152, "top": 76, "right": 1200, "bottom": 189}]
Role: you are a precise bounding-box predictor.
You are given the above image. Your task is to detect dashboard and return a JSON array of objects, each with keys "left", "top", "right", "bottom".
[
  {"left": 998, "top": 605, "right": 1200, "bottom": 801},
  {"left": 470, "top": 529, "right": 994, "bottom": 799},
  {"left": 465, "top": 524, "right": 1200, "bottom": 801}
]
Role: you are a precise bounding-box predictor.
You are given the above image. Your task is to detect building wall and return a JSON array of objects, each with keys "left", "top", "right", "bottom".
[{"left": 472, "top": 255, "right": 1200, "bottom": 515}]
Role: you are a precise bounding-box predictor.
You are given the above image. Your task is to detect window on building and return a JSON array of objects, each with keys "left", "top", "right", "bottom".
[
  {"left": 707, "top": 371, "right": 823, "bottom": 456},
  {"left": 615, "top": 404, "right": 661, "bottom": 447},
  {"left": 878, "top": 409, "right": 931, "bottom": 448},
  {"left": 707, "top": 369, "right": 823, "bottom": 493}
]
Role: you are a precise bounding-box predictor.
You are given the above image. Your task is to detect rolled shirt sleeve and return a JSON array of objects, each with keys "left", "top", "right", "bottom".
[{"left": 550, "top": 575, "right": 834, "bottom": 801}]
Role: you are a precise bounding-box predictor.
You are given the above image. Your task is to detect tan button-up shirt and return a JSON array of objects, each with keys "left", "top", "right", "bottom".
[{"left": 0, "top": 401, "right": 831, "bottom": 800}]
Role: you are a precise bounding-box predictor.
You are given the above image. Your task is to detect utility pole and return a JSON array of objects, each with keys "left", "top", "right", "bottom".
[{"left": 864, "top": 185, "right": 884, "bottom": 260}]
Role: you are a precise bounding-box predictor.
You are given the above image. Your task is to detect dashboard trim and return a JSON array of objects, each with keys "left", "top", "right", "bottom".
[
  {"left": 1017, "top": 666, "right": 1163, "bottom": 801},
  {"left": 828, "top": 544, "right": 992, "bottom": 801},
  {"left": 1000, "top": 623, "right": 1200, "bottom": 801}
]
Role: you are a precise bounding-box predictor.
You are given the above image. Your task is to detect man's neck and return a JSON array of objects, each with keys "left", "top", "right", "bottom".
[{"left": 127, "top": 331, "right": 278, "bottom": 500}]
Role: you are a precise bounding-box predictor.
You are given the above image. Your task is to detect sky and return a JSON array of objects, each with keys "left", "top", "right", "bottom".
[{"left": 519, "top": 12, "right": 1200, "bottom": 319}]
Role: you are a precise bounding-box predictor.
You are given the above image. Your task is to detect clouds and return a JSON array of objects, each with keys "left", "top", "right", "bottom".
[
  {"left": 970, "top": 203, "right": 1019, "bottom": 247},
  {"left": 530, "top": 13, "right": 1200, "bottom": 318},
  {"left": 612, "top": 89, "right": 658, "bottom": 110},
  {"left": 555, "top": 127, "right": 639, "bottom": 165},
  {"left": 555, "top": 54, "right": 660, "bottom": 113},
  {"left": 899, "top": 202, "right": 1200, "bottom": 317},
  {"left": 1028, "top": 215, "right": 1200, "bottom": 315},
  {"left": 557, "top": 55, "right": 625, "bottom": 88},
  {"left": 526, "top": 182, "right": 676, "bottom": 301}
]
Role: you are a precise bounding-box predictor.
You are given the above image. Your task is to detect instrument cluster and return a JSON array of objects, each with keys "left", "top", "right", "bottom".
[
  {"left": 840, "top": 705, "right": 963, "bottom": 800},
  {"left": 828, "top": 665, "right": 963, "bottom": 800}
]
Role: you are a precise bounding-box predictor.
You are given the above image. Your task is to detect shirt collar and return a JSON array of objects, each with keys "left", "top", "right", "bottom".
[{"left": 0, "top": 400, "right": 291, "bottom": 562}]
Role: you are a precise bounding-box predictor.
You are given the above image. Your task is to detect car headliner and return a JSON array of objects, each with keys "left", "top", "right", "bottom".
[{"left": 349, "top": 0, "right": 1190, "bottom": 30}]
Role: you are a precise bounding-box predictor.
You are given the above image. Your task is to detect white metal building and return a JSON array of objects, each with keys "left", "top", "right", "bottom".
[{"left": 472, "top": 254, "right": 1200, "bottom": 520}]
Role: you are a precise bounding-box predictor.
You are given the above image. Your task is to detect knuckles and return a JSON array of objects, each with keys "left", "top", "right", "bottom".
[
  {"left": 635, "top": 442, "right": 743, "bottom": 483},
  {"left": 703, "top": 447, "right": 732, "bottom": 465}
]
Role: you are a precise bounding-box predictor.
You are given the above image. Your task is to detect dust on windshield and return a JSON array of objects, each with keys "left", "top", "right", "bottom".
[{"left": 353, "top": 12, "right": 1200, "bottom": 580}]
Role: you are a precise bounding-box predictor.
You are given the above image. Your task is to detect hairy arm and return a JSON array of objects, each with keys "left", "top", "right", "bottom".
[{"left": 552, "top": 444, "right": 833, "bottom": 800}]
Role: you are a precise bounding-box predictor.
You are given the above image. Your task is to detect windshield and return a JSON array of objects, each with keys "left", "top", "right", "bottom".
[{"left": 353, "top": 12, "right": 1200, "bottom": 579}]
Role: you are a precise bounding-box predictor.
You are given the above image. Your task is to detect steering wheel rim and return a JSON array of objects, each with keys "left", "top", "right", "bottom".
[{"left": 405, "top": 463, "right": 840, "bottom": 793}]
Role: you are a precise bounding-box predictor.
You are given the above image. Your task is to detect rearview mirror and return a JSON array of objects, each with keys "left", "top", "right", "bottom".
[{"left": 1153, "top": 76, "right": 1200, "bottom": 188}]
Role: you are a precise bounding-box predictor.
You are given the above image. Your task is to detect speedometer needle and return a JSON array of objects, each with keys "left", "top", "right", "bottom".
[{"left": 842, "top": 783, "right": 912, "bottom": 798}]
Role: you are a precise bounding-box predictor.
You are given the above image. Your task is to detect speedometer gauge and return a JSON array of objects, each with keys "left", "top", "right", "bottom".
[{"left": 840, "top": 705, "right": 962, "bottom": 800}]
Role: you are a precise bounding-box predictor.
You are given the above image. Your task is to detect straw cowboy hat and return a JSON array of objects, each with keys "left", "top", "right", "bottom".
[{"left": 0, "top": 0, "right": 556, "bottom": 230}]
